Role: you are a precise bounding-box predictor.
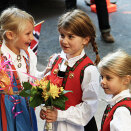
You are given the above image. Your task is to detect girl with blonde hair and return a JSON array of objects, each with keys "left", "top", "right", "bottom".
[
  {"left": 98, "top": 50, "right": 131, "bottom": 131},
  {"left": 0, "top": 7, "right": 43, "bottom": 131}
]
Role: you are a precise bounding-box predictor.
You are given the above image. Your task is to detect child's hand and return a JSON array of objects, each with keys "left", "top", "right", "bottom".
[
  {"left": 44, "top": 67, "right": 51, "bottom": 75},
  {"left": 40, "top": 109, "right": 46, "bottom": 120},
  {"left": 46, "top": 108, "right": 58, "bottom": 123}
]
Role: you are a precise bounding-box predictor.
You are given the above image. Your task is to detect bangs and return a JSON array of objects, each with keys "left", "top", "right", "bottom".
[
  {"left": 58, "top": 12, "right": 92, "bottom": 38},
  {"left": 99, "top": 66, "right": 121, "bottom": 77},
  {"left": 58, "top": 20, "right": 84, "bottom": 37}
]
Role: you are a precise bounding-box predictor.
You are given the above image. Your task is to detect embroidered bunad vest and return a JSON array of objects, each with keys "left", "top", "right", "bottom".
[
  {"left": 50, "top": 54, "right": 93, "bottom": 110},
  {"left": 101, "top": 98, "right": 131, "bottom": 131}
]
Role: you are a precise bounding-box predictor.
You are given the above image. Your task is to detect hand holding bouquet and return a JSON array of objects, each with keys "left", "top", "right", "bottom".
[{"left": 20, "top": 75, "right": 72, "bottom": 131}]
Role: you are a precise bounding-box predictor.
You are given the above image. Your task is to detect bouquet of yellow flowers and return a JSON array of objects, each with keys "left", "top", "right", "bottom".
[
  {"left": 20, "top": 75, "right": 72, "bottom": 131},
  {"left": 19, "top": 75, "right": 72, "bottom": 110}
]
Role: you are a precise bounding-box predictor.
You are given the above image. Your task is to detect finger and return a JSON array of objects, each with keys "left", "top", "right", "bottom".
[
  {"left": 46, "top": 109, "right": 52, "bottom": 113},
  {"left": 40, "top": 110, "right": 46, "bottom": 116},
  {"left": 42, "top": 110, "right": 46, "bottom": 113},
  {"left": 46, "top": 119, "right": 54, "bottom": 123},
  {"left": 40, "top": 111, "right": 47, "bottom": 120},
  {"left": 40, "top": 114, "right": 46, "bottom": 120},
  {"left": 44, "top": 67, "right": 52, "bottom": 75},
  {"left": 45, "top": 114, "right": 53, "bottom": 120},
  {"left": 40, "top": 110, "right": 46, "bottom": 114}
]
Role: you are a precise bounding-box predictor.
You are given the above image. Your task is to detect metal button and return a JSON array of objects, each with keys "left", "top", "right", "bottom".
[
  {"left": 69, "top": 73, "right": 74, "bottom": 78},
  {"left": 53, "top": 69, "right": 59, "bottom": 74}
]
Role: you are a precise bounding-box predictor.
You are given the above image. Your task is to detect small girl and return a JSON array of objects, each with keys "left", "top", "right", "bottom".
[
  {"left": 0, "top": 7, "right": 44, "bottom": 131},
  {"left": 40, "top": 9, "right": 100, "bottom": 131},
  {"left": 98, "top": 50, "right": 131, "bottom": 131}
]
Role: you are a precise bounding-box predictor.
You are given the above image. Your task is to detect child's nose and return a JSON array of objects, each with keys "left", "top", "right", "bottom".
[
  {"left": 62, "top": 37, "right": 68, "bottom": 44},
  {"left": 101, "top": 77, "right": 105, "bottom": 84},
  {"left": 101, "top": 78, "right": 106, "bottom": 86},
  {"left": 101, "top": 81, "right": 104, "bottom": 88}
]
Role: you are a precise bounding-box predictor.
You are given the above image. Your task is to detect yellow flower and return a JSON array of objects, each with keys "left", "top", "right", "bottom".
[
  {"left": 42, "top": 82, "right": 62, "bottom": 101},
  {"left": 39, "top": 78, "right": 65, "bottom": 101},
  {"left": 40, "top": 80, "right": 49, "bottom": 90},
  {"left": 32, "top": 79, "right": 40, "bottom": 89},
  {"left": 60, "top": 87, "right": 64, "bottom": 93},
  {"left": 42, "top": 91, "right": 50, "bottom": 101},
  {"left": 48, "top": 83, "right": 61, "bottom": 99}
]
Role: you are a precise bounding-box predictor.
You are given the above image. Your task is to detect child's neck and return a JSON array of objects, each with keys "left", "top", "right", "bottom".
[
  {"left": 5, "top": 42, "right": 20, "bottom": 55},
  {"left": 66, "top": 49, "right": 83, "bottom": 60}
]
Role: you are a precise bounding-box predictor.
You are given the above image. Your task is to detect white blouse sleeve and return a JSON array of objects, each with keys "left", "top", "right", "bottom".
[
  {"left": 28, "top": 48, "right": 45, "bottom": 80},
  {"left": 110, "top": 107, "right": 131, "bottom": 131},
  {"left": 57, "top": 65, "right": 100, "bottom": 126}
]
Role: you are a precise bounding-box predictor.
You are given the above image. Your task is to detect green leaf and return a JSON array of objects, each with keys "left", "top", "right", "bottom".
[
  {"left": 62, "top": 90, "right": 73, "bottom": 95},
  {"left": 30, "top": 88, "right": 38, "bottom": 96},
  {"left": 45, "top": 96, "right": 53, "bottom": 106},
  {"left": 22, "top": 82, "right": 32, "bottom": 90},
  {"left": 29, "top": 95, "right": 44, "bottom": 108},
  {"left": 46, "top": 81, "right": 50, "bottom": 92},
  {"left": 19, "top": 82, "right": 33, "bottom": 97},
  {"left": 19, "top": 90, "right": 30, "bottom": 97},
  {"left": 25, "top": 90, "right": 31, "bottom": 94},
  {"left": 52, "top": 95, "right": 68, "bottom": 110},
  {"left": 37, "top": 87, "right": 43, "bottom": 93}
]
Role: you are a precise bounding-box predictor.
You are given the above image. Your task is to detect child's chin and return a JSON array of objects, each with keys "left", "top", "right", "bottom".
[
  {"left": 62, "top": 49, "right": 68, "bottom": 53},
  {"left": 63, "top": 50, "right": 71, "bottom": 55},
  {"left": 104, "top": 90, "right": 110, "bottom": 94}
]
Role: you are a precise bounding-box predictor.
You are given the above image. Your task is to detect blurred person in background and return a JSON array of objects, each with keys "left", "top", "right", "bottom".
[{"left": 65, "top": 0, "right": 115, "bottom": 43}]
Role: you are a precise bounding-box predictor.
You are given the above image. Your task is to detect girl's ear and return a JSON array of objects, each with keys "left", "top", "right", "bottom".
[
  {"left": 123, "top": 75, "right": 131, "bottom": 85},
  {"left": 83, "top": 36, "right": 90, "bottom": 46},
  {"left": 5, "top": 31, "right": 16, "bottom": 40}
]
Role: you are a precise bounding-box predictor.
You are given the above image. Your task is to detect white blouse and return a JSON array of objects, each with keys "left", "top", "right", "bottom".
[
  {"left": 106, "top": 89, "right": 131, "bottom": 131},
  {"left": 45, "top": 50, "right": 100, "bottom": 131},
  {"left": 1, "top": 42, "right": 44, "bottom": 84}
]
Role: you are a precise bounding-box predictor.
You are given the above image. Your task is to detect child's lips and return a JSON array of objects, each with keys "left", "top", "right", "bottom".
[
  {"left": 102, "top": 85, "right": 108, "bottom": 89},
  {"left": 25, "top": 42, "right": 30, "bottom": 46},
  {"left": 62, "top": 45, "right": 69, "bottom": 49},
  {"left": 103, "top": 87, "right": 109, "bottom": 90}
]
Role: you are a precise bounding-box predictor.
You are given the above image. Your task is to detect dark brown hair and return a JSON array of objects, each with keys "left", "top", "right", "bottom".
[{"left": 58, "top": 9, "right": 100, "bottom": 65}]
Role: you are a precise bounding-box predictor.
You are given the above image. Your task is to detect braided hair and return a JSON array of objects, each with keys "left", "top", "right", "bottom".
[{"left": 90, "top": 37, "right": 100, "bottom": 65}]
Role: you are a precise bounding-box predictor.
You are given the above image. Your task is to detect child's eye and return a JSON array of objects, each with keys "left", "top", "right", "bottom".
[
  {"left": 106, "top": 75, "right": 111, "bottom": 80},
  {"left": 60, "top": 34, "right": 65, "bottom": 38},
  {"left": 99, "top": 75, "right": 103, "bottom": 82},
  {"left": 68, "top": 35, "right": 74, "bottom": 39},
  {"left": 26, "top": 32, "right": 30, "bottom": 35},
  {"left": 100, "top": 75, "right": 103, "bottom": 79}
]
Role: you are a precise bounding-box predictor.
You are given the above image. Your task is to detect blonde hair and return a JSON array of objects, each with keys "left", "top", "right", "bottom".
[
  {"left": 0, "top": 7, "right": 35, "bottom": 42},
  {"left": 98, "top": 49, "right": 131, "bottom": 89},
  {"left": 58, "top": 9, "right": 100, "bottom": 65}
]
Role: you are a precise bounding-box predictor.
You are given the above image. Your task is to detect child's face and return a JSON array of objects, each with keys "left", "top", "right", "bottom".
[
  {"left": 100, "top": 70, "right": 128, "bottom": 97},
  {"left": 14, "top": 21, "right": 34, "bottom": 52},
  {"left": 59, "top": 29, "right": 89, "bottom": 59}
]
